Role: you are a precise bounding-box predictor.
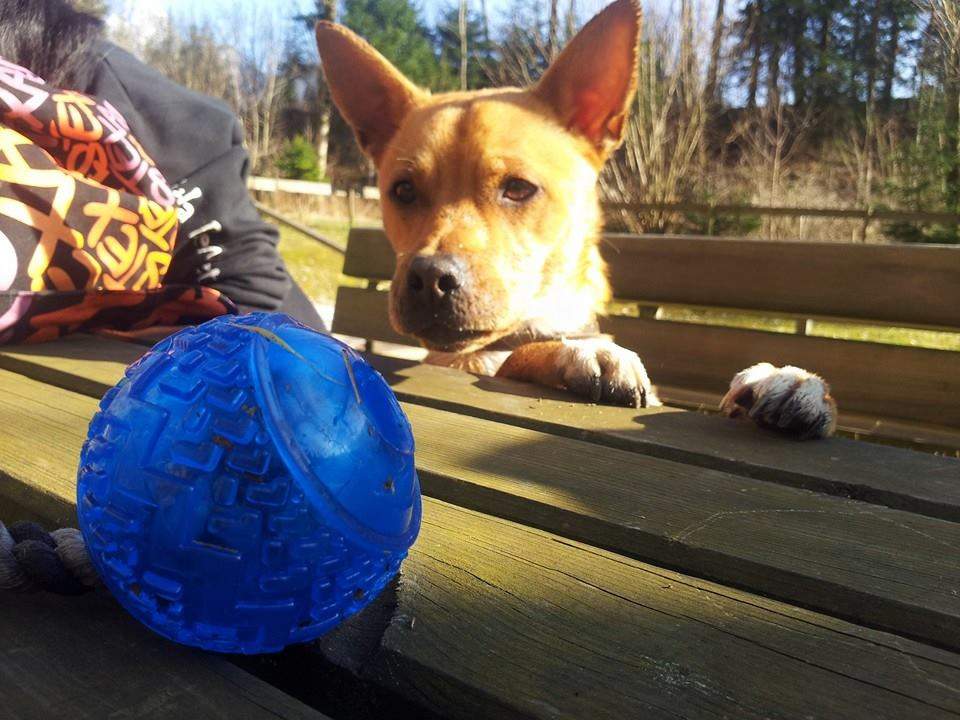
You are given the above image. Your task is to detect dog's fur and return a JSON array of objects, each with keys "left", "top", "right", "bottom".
[{"left": 316, "top": 0, "right": 837, "bottom": 438}]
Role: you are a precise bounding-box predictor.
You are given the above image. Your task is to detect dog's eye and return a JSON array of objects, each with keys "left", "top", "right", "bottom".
[
  {"left": 391, "top": 180, "right": 417, "bottom": 205},
  {"left": 502, "top": 177, "right": 539, "bottom": 204}
]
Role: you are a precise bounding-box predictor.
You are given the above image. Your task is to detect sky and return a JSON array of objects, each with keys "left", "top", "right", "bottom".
[{"left": 122, "top": 0, "right": 686, "bottom": 28}]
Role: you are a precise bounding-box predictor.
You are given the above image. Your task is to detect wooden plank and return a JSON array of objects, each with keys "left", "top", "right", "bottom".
[
  {"left": 4, "top": 377, "right": 960, "bottom": 718},
  {"left": 337, "top": 227, "right": 960, "bottom": 330},
  {"left": 341, "top": 227, "right": 397, "bottom": 280},
  {"left": 6, "top": 335, "right": 959, "bottom": 522},
  {"left": 1, "top": 591, "right": 331, "bottom": 720},
  {"left": 601, "top": 315, "right": 960, "bottom": 427},
  {"left": 602, "top": 234, "right": 960, "bottom": 329},
  {"left": 5, "top": 367, "right": 960, "bottom": 653},
  {"left": 370, "top": 358, "right": 960, "bottom": 519},
  {"left": 328, "top": 286, "right": 960, "bottom": 432},
  {"left": 3, "top": 335, "right": 959, "bottom": 517},
  {"left": 332, "top": 286, "right": 412, "bottom": 346},
  {"left": 335, "top": 499, "right": 960, "bottom": 720}
]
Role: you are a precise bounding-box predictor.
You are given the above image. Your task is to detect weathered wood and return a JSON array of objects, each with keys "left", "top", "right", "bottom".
[
  {"left": 328, "top": 285, "right": 960, "bottom": 432},
  {"left": 0, "top": 590, "right": 331, "bottom": 720},
  {"left": 4, "top": 374, "right": 960, "bottom": 718},
  {"left": 601, "top": 234, "right": 960, "bottom": 329},
  {"left": 338, "top": 227, "right": 960, "bottom": 330},
  {"left": 601, "top": 315, "right": 960, "bottom": 427},
  {"left": 341, "top": 227, "right": 397, "bottom": 280},
  {"left": 5, "top": 365, "right": 960, "bottom": 652},
  {"left": 332, "top": 286, "right": 411, "bottom": 346},
  {"left": 4, "top": 336, "right": 959, "bottom": 519}
]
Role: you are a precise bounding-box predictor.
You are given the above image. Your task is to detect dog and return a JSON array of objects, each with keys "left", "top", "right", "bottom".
[{"left": 316, "top": 0, "right": 836, "bottom": 439}]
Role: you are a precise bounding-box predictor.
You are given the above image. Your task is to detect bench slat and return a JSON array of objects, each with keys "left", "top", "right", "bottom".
[
  {"left": 603, "top": 234, "right": 960, "bottom": 329},
  {"left": 340, "top": 227, "right": 960, "bottom": 329},
  {"left": 331, "top": 285, "right": 960, "bottom": 429},
  {"left": 1, "top": 592, "right": 330, "bottom": 720},
  {"left": 4, "top": 374, "right": 960, "bottom": 719},
  {"left": 4, "top": 356, "right": 960, "bottom": 651},
  {"left": 601, "top": 315, "right": 960, "bottom": 427},
  {"left": 6, "top": 336, "right": 958, "bottom": 519},
  {"left": 332, "top": 286, "right": 410, "bottom": 346}
]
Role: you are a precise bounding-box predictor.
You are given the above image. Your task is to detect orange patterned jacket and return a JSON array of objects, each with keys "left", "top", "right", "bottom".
[{"left": 0, "top": 56, "right": 234, "bottom": 344}]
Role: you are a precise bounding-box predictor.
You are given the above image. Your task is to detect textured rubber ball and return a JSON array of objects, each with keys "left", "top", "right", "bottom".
[{"left": 76, "top": 313, "right": 421, "bottom": 653}]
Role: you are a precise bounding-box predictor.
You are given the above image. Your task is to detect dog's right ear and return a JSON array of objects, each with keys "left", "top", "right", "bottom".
[
  {"left": 315, "top": 22, "right": 426, "bottom": 163},
  {"left": 533, "top": 0, "right": 641, "bottom": 163}
]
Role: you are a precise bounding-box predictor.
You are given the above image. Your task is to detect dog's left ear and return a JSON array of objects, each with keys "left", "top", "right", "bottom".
[{"left": 533, "top": 0, "right": 641, "bottom": 161}]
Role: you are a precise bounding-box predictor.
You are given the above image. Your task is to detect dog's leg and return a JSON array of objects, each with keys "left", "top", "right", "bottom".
[
  {"left": 496, "top": 338, "right": 660, "bottom": 408},
  {"left": 720, "top": 363, "right": 837, "bottom": 439}
]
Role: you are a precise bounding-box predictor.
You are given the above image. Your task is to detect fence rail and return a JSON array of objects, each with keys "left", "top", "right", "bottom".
[{"left": 250, "top": 176, "right": 960, "bottom": 239}]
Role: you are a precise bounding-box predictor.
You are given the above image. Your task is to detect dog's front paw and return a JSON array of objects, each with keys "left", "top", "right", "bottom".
[
  {"left": 720, "top": 363, "right": 837, "bottom": 439},
  {"left": 497, "top": 339, "right": 660, "bottom": 408}
]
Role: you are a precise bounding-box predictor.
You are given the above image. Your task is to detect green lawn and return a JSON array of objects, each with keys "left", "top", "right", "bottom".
[{"left": 275, "top": 216, "right": 352, "bottom": 305}]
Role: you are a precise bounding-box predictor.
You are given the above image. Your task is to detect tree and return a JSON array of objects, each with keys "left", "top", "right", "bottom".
[
  {"left": 277, "top": 135, "right": 322, "bottom": 180},
  {"left": 298, "top": 1, "right": 339, "bottom": 182},
  {"left": 341, "top": 0, "right": 442, "bottom": 87},
  {"left": 436, "top": 2, "right": 494, "bottom": 90}
]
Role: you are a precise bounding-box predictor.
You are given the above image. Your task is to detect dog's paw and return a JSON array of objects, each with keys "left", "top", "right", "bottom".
[
  {"left": 720, "top": 363, "right": 837, "bottom": 439},
  {"left": 497, "top": 338, "right": 660, "bottom": 408},
  {"left": 555, "top": 339, "right": 661, "bottom": 408}
]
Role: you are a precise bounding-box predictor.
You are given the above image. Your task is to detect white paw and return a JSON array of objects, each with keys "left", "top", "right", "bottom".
[
  {"left": 557, "top": 338, "right": 661, "bottom": 408},
  {"left": 720, "top": 363, "right": 837, "bottom": 439}
]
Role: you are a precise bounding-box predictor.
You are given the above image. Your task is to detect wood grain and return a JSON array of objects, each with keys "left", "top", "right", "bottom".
[
  {"left": 4, "top": 364, "right": 960, "bottom": 652},
  {"left": 601, "top": 233, "right": 960, "bottom": 328},
  {"left": 338, "top": 227, "right": 960, "bottom": 329},
  {"left": 0, "top": 589, "right": 330, "bottom": 720},
  {"left": 328, "top": 285, "right": 960, "bottom": 432},
  {"left": 4, "top": 373, "right": 960, "bottom": 718},
  {"left": 602, "top": 315, "right": 960, "bottom": 427}
]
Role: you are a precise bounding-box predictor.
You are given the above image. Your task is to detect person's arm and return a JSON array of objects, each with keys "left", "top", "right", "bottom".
[{"left": 165, "top": 139, "right": 292, "bottom": 313}]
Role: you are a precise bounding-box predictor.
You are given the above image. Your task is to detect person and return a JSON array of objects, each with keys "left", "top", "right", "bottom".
[{"left": 0, "top": 0, "right": 326, "bottom": 344}]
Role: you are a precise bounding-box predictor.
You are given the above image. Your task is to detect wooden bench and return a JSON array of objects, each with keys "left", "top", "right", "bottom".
[
  {"left": 2, "top": 332, "right": 960, "bottom": 719},
  {"left": 334, "top": 228, "right": 960, "bottom": 451}
]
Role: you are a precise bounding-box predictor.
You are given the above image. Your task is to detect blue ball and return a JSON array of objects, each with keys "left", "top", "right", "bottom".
[{"left": 76, "top": 313, "right": 421, "bottom": 653}]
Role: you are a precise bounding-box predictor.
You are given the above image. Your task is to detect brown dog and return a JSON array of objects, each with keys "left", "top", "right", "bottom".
[{"left": 315, "top": 0, "right": 837, "bottom": 439}]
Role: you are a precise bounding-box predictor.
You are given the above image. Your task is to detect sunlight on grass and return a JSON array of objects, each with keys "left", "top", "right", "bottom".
[
  {"left": 638, "top": 306, "right": 960, "bottom": 351},
  {"left": 272, "top": 216, "right": 359, "bottom": 305}
]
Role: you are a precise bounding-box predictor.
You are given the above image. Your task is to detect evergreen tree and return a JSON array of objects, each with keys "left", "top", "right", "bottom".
[{"left": 341, "top": 0, "right": 443, "bottom": 87}]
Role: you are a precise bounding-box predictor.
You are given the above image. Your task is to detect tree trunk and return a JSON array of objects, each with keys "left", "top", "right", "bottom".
[
  {"left": 811, "top": 8, "right": 832, "bottom": 111},
  {"left": 790, "top": 5, "right": 808, "bottom": 107},
  {"left": 747, "top": 1, "right": 762, "bottom": 109},
  {"left": 316, "top": 0, "right": 338, "bottom": 179},
  {"left": 548, "top": 0, "right": 560, "bottom": 60},
  {"left": 459, "top": 0, "right": 469, "bottom": 90},
  {"left": 705, "top": 0, "right": 726, "bottom": 104},
  {"left": 863, "top": 0, "right": 882, "bottom": 205},
  {"left": 881, "top": 4, "right": 900, "bottom": 110}
]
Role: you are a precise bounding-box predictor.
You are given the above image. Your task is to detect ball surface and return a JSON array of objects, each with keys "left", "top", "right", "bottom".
[{"left": 77, "top": 313, "right": 421, "bottom": 653}]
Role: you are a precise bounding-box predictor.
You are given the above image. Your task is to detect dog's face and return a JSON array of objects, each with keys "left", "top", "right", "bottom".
[{"left": 317, "top": 0, "right": 640, "bottom": 353}]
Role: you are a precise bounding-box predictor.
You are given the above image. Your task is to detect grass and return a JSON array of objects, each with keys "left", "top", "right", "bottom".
[
  {"left": 652, "top": 306, "right": 960, "bottom": 351},
  {"left": 275, "top": 216, "right": 352, "bottom": 305}
]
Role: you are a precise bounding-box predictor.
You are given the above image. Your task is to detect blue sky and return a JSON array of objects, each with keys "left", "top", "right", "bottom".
[{"left": 132, "top": 0, "right": 682, "bottom": 27}]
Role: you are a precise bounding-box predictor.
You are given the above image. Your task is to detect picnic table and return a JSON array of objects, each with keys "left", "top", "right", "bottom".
[{"left": 2, "top": 331, "right": 960, "bottom": 719}]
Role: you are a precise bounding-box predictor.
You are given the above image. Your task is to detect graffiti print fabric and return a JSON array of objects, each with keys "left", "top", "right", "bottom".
[{"left": 0, "top": 58, "right": 232, "bottom": 344}]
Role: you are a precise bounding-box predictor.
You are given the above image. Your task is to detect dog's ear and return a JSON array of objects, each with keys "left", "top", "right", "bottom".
[
  {"left": 533, "top": 0, "right": 641, "bottom": 161},
  {"left": 315, "top": 22, "right": 426, "bottom": 163}
]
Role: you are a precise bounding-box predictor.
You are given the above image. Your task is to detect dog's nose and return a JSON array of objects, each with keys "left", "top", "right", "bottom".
[{"left": 407, "top": 254, "right": 464, "bottom": 301}]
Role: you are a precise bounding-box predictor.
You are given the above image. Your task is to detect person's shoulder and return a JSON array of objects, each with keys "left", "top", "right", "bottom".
[
  {"left": 98, "top": 42, "right": 237, "bottom": 126},
  {"left": 88, "top": 42, "right": 244, "bottom": 178}
]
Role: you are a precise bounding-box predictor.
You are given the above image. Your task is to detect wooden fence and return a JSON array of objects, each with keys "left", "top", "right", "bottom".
[{"left": 249, "top": 176, "right": 960, "bottom": 245}]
